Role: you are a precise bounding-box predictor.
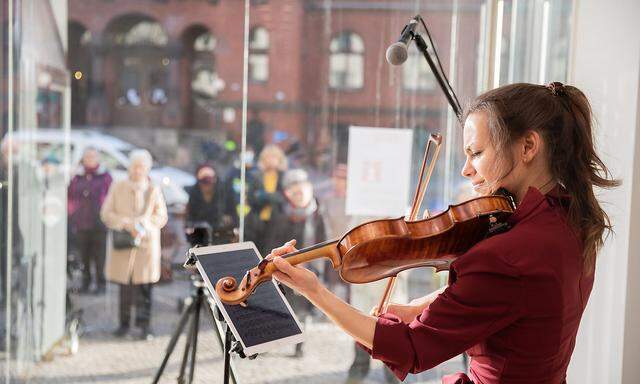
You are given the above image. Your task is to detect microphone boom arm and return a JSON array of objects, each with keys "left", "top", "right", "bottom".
[
  {"left": 414, "top": 33, "right": 462, "bottom": 119},
  {"left": 410, "top": 15, "right": 463, "bottom": 121}
]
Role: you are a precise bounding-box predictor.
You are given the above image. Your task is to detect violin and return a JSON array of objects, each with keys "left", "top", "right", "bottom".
[{"left": 216, "top": 192, "right": 515, "bottom": 305}]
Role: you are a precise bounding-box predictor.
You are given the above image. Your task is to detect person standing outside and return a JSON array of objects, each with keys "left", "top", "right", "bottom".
[
  {"left": 101, "top": 149, "right": 168, "bottom": 340},
  {"left": 68, "top": 147, "right": 112, "bottom": 294},
  {"left": 249, "top": 145, "right": 288, "bottom": 253},
  {"left": 264, "top": 169, "right": 327, "bottom": 357},
  {"left": 185, "top": 163, "right": 231, "bottom": 244}
]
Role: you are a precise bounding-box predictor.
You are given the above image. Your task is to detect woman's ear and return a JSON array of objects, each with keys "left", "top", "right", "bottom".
[{"left": 521, "top": 130, "right": 543, "bottom": 164}]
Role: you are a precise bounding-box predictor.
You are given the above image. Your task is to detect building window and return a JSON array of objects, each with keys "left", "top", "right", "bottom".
[
  {"left": 114, "top": 21, "right": 168, "bottom": 46},
  {"left": 403, "top": 50, "right": 437, "bottom": 91},
  {"left": 329, "top": 32, "right": 364, "bottom": 90},
  {"left": 190, "top": 30, "right": 223, "bottom": 99},
  {"left": 249, "top": 27, "right": 269, "bottom": 82},
  {"left": 194, "top": 32, "right": 217, "bottom": 52}
]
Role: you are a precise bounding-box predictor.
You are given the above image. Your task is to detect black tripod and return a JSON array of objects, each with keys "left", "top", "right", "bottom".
[{"left": 151, "top": 274, "right": 241, "bottom": 384}]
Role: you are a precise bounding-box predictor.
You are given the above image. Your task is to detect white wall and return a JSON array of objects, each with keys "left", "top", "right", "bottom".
[{"left": 567, "top": 0, "right": 640, "bottom": 383}]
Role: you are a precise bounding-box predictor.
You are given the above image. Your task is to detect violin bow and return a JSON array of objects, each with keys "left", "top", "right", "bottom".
[
  {"left": 374, "top": 14, "right": 463, "bottom": 317},
  {"left": 374, "top": 133, "right": 442, "bottom": 316}
]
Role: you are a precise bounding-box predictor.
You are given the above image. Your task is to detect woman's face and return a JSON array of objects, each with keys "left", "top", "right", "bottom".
[
  {"left": 461, "top": 112, "right": 517, "bottom": 195},
  {"left": 197, "top": 167, "right": 215, "bottom": 180},
  {"left": 82, "top": 149, "right": 99, "bottom": 169},
  {"left": 262, "top": 152, "right": 280, "bottom": 170},
  {"left": 285, "top": 182, "right": 313, "bottom": 208},
  {"left": 129, "top": 159, "right": 150, "bottom": 182}
]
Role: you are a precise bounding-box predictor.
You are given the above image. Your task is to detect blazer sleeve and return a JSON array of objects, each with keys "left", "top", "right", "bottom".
[
  {"left": 100, "top": 182, "right": 130, "bottom": 230},
  {"left": 370, "top": 247, "right": 524, "bottom": 381},
  {"left": 140, "top": 186, "right": 168, "bottom": 231}
]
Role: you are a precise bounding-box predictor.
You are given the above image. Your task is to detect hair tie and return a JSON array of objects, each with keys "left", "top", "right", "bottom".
[{"left": 546, "top": 81, "right": 566, "bottom": 97}]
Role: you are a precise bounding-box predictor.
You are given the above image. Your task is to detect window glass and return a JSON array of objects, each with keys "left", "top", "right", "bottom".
[
  {"left": 329, "top": 32, "right": 364, "bottom": 89},
  {"left": 1, "top": 0, "right": 573, "bottom": 382},
  {"left": 194, "top": 32, "right": 216, "bottom": 52},
  {"left": 403, "top": 49, "right": 437, "bottom": 91},
  {"left": 249, "top": 27, "right": 269, "bottom": 82}
]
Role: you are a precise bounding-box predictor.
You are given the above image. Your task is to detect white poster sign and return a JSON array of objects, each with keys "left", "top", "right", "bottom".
[{"left": 346, "top": 126, "right": 413, "bottom": 217}]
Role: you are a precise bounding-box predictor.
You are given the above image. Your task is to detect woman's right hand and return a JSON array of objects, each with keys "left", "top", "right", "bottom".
[
  {"left": 372, "top": 302, "right": 422, "bottom": 323},
  {"left": 372, "top": 286, "right": 447, "bottom": 323},
  {"left": 123, "top": 221, "right": 139, "bottom": 237}
]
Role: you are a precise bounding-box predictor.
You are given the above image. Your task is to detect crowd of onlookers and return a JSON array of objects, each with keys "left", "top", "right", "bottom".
[
  {"left": 67, "top": 144, "right": 342, "bottom": 343},
  {"left": 67, "top": 142, "right": 403, "bottom": 382}
]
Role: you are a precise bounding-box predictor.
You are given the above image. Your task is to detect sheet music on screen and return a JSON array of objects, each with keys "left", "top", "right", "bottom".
[{"left": 195, "top": 245, "right": 303, "bottom": 353}]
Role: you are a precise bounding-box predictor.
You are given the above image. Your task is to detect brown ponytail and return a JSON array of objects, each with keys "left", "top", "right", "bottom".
[{"left": 465, "top": 83, "right": 620, "bottom": 273}]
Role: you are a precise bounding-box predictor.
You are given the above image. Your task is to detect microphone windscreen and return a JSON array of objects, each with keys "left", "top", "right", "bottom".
[{"left": 386, "top": 42, "right": 409, "bottom": 66}]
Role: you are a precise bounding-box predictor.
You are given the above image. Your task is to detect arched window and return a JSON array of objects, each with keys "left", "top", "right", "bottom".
[
  {"left": 329, "top": 32, "right": 364, "bottom": 89},
  {"left": 189, "top": 30, "right": 222, "bottom": 99},
  {"left": 194, "top": 32, "right": 216, "bottom": 52},
  {"left": 249, "top": 27, "right": 269, "bottom": 82},
  {"left": 114, "top": 21, "right": 168, "bottom": 46},
  {"left": 403, "top": 49, "right": 437, "bottom": 91}
]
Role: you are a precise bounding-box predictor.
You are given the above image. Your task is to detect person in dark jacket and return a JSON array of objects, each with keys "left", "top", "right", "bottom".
[
  {"left": 265, "top": 169, "right": 327, "bottom": 358},
  {"left": 185, "top": 164, "right": 231, "bottom": 245},
  {"left": 68, "top": 147, "right": 112, "bottom": 294}
]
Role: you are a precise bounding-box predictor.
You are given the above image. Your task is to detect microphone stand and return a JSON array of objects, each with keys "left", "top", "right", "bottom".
[
  {"left": 414, "top": 35, "right": 461, "bottom": 119},
  {"left": 409, "top": 15, "right": 463, "bottom": 121}
]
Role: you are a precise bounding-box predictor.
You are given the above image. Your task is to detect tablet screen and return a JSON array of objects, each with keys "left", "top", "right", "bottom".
[{"left": 193, "top": 243, "right": 304, "bottom": 355}]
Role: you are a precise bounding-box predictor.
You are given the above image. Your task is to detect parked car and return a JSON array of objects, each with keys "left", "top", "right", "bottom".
[{"left": 3, "top": 129, "right": 195, "bottom": 211}]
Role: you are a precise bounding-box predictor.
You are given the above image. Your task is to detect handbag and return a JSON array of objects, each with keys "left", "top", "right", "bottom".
[
  {"left": 111, "top": 185, "right": 153, "bottom": 250},
  {"left": 112, "top": 230, "right": 138, "bottom": 250}
]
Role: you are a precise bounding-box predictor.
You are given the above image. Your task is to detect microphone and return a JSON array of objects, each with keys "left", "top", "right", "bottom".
[{"left": 386, "top": 16, "right": 420, "bottom": 66}]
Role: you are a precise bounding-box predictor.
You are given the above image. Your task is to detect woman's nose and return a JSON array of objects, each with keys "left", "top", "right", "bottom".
[{"left": 461, "top": 157, "right": 475, "bottom": 178}]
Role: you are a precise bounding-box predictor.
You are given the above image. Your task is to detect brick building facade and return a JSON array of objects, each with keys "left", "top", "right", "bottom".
[{"left": 69, "top": 0, "right": 482, "bottom": 167}]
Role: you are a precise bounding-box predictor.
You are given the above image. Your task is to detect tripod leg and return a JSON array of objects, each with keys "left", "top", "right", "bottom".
[
  {"left": 187, "top": 289, "right": 202, "bottom": 384},
  {"left": 152, "top": 297, "right": 196, "bottom": 384},
  {"left": 177, "top": 309, "right": 197, "bottom": 384},
  {"left": 224, "top": 325, "right": 233, "bottom": 384},
  {"left": 205, "top": 301, "right": 239, "bottom": 384}
]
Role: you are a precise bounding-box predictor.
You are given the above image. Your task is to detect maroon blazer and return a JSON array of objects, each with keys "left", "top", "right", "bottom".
[{"left": 370, "top": 187, "right": 594, "bottom": 384}]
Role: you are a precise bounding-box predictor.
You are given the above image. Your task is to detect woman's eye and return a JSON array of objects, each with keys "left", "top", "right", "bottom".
[{"left": 471, "top": 151, "right": 483, "bottom": 158}]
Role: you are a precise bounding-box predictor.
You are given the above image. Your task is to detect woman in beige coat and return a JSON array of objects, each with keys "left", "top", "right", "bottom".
[{"left": 100, "top": 149, "right": 168, "bottom": 340}]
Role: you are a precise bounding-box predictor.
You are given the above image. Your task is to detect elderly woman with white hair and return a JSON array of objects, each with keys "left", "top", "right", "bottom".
[{"left": 100, "top": 149, "right": 168, "bottom": 340}]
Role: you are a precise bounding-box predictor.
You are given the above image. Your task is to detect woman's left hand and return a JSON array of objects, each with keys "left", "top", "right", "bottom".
[{"left": 267, "top": 239, "right": 321, "bottom": 297}]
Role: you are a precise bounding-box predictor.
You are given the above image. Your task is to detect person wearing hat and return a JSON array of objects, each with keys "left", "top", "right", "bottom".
[{"left": 264, "top": 168, "right": 327, "bottom": 357}]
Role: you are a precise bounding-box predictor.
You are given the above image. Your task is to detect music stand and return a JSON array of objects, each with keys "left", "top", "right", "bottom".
[{"left": 152, "top": 235, "right": 244, "bottom": 384}]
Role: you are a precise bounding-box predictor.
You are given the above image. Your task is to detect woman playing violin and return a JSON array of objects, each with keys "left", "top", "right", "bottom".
[{"left": 266, "top": 82, "right": 619, "bottom": 384}]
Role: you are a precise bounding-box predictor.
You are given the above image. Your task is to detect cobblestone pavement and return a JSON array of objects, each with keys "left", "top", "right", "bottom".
[{"left": 17, "top": 277, "right": 463, "bottom": 384}]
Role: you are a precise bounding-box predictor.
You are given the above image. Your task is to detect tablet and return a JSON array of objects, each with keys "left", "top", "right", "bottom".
[{"left": 191, "top": 242, "right": 305, "bottom": 356}]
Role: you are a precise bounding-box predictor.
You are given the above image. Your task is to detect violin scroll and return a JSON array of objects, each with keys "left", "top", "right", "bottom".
[
  {"left": 215, "top": 240, "right": 341, "bottom": 305},
  {"left": 219, "top": 277, "right": 238, "bottom": 292},
  {"left": 216, "top": 268, "right": 259, "bottom": 305}
]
